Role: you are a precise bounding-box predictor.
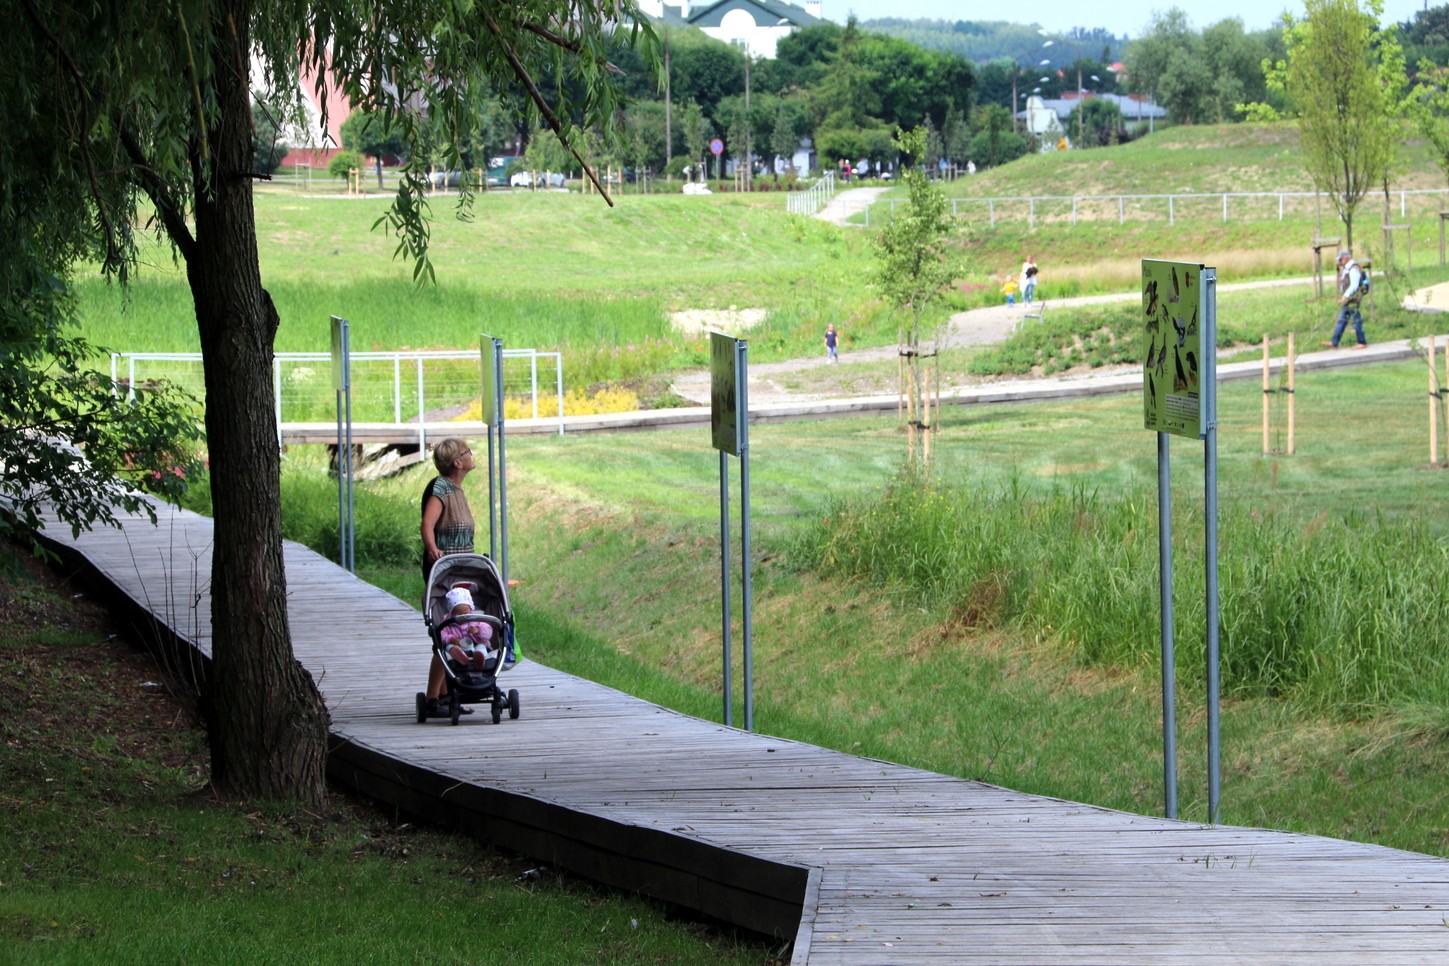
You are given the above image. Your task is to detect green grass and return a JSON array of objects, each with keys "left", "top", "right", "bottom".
[
  {"left": 217, "top": 350, "right": 1449, "bottom": 858},
  {"left": 0, "top": 546, "right": 776, "bottom": 965}
]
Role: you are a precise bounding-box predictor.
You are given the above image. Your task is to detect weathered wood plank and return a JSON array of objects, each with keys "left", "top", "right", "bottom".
[{"left": 37, "top": 500, "right": 1449, "bottom": 964}]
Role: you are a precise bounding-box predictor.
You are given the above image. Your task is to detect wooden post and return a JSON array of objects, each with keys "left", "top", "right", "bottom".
[
  {"left": 1262, "top": 335, "right": 1271, "bottom": 455},
  {"left": 897, "top": 326, "right": 905, "bottom": 425},
  {"left": 1310, "top": 236, "right": 1340, "bottom": 298},
  {"left": 1287, "top": 333, "right": 1296, "bottom": 455},
  {"left": 1432, "top": 335, "right": 1440, "bottom": 467},
  {"left": 923, "top": 368, "right": 932, "bottom": 469}
]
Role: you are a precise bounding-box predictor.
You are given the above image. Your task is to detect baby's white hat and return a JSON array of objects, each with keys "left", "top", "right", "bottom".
[{"left": 444, "top": 586, "right": 474, "bottom": 612}]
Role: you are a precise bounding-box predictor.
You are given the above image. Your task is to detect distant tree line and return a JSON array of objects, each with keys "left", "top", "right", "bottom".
[{"left": 251, "top": 6, "right": 1449, "bottom": 183}]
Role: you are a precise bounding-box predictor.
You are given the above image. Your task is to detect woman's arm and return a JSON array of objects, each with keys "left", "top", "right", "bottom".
[{"left": 421, "top": 493, "right": 444, "bottom": 566}]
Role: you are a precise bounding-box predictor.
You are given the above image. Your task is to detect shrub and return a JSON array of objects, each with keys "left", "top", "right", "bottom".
[{"left": 328, "top": 150, "right": 363, "bottom": 180}]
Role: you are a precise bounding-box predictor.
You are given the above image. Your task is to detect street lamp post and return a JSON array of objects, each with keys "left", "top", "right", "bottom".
[{"left": 1012, "top": 32, "right": 1052, "bottom": 135}]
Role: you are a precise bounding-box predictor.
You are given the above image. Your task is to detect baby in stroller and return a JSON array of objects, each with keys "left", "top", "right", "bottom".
[
  {"left": 440, "top": 587, "right": 501, "bottom": 674},
  {"left": 417, "top": 552, "right": 520, "bottom": 724}
]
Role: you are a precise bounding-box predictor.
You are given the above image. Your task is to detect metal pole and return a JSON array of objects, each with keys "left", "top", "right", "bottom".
[
  {"left": 1158, "top": 430, "right": 1177, "bottom": 820},
  {"left": 720, "top": 450, "right": 733, "bottom": 726},
  {"left": 556, "top": 353, "right": 565, "bottom": 436},
  {"left": 274, "top": 358, "right": 284, "bottom": 450},
  {"left": 738, "top": 339, "right": 753, "bottom": 733},
  {"left": 416, "top": 359, "right": 425, "bottom": 453},
  {"left": 344, "top": 361, "right": 355, "bottom": 573},
  {"left": 530, "top": 351, "right": 539, "bottom": 420},
  {"left": 486, "top": 422, "right": 497, "bottom": 562},
  {"left": 494, "top": 340, "right": 509, "bottom": 584},
  {"left": 336, "top": 386, "right": 345, "bottom": 568},
  {"left": 1203, "top": 268, "right": 1221, "bottom": 824}
]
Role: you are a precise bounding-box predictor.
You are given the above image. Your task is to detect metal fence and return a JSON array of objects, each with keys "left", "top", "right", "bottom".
[
  {"left": 109, "top": 348, "right": 565, "bottom": 446},
  {"left": 818, "top": 187, "right": 1449, "bottom": 229},
  {"left": 786, "top": 170, "right": 837, "bottom": 216}
]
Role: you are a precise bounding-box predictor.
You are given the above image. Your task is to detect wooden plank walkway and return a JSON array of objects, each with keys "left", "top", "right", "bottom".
[{"left": 41, "top": 502, "right": 1449, "bottom": 964}]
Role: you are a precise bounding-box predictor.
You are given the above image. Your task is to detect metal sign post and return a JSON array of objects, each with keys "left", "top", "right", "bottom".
[
  {"left": 710, "top": 331, "right": 753, "bottom": 732},
  {"left": 1142, "top": 259, "right": 1220, "bottom": 823},
  {"left": 330, "top": 315, "right": 355, "bottom": 572},
  {"left": 479, "top": 334, "right": 508, "bottom": 583},
  {"left": 710, "top": 137, "right": 724, "bottom": 182}
]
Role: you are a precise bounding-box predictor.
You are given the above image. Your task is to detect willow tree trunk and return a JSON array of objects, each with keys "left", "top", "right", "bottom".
[{"left": 186, "top": 0, "right": 329, "bottom": 802}]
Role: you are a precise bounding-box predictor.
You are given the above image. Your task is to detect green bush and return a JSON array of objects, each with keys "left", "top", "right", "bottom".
[{"left": 327, "top": 150, "right": 363, "bottom": 180}]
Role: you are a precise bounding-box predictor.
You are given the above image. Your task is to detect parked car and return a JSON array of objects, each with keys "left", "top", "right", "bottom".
[
  {"left": 510, "top": 170, "right": 566, "bottom": 189},
  {"left": 428, "top": 170, "right": 464, "bottom": 188}
]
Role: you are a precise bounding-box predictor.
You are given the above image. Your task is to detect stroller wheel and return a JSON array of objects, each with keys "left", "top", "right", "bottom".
[
  {"left": 491, "top": 694, "right": 504, "bottom": 725},
  {"left": 415, "top": 692, "right": 428, "bottom": 724},
  {"left": 508, "top": 689, "right": 520, "bottom": 720}
]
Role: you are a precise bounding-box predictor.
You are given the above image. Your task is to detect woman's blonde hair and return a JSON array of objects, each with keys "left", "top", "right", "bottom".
[{"left": 433, "top": 437, "right": 470, "bottom": 474}]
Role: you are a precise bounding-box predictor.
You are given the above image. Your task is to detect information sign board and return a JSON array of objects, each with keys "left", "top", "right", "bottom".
[{"left": 1142, "top": 259, "right": 1206, "bottom": 440}]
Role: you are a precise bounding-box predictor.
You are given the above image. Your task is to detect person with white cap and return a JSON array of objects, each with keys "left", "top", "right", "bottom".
[{"left": 1324, "top": 249, "right": 1368, "bottom": 350}]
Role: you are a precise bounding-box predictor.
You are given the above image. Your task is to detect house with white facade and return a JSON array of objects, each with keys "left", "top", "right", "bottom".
[
  {"left": 1021, "top": 92, "right": 1170, "bottom": 146},
  {"left": 636, "top": 0, "right": 823, "bottom": 58}
]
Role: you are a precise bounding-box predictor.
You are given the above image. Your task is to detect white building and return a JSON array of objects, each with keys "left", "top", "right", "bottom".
[{"left": 636, "top": 0, "right": 823, "bottom": 59}]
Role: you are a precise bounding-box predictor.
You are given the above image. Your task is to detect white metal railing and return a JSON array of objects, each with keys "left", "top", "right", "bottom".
[
  {"left": 875, "top": 188, "right": 1449, "bottom": 228},
  {"left": 109, "top": 348, "right": 566, "bottom": 446},
  {"left": 787, "top": 170, "right": 836, "bottom": 216}
]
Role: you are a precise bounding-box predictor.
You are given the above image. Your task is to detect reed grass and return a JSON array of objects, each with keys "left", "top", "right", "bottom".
[{"left": 786, "top": 471, "right": 1449, "bottom": 714}]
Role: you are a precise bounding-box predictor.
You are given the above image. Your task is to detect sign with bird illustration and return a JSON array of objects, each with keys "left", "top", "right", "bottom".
[{"left": 1142, "top": 259, "right": 1208, "bottom": 439}]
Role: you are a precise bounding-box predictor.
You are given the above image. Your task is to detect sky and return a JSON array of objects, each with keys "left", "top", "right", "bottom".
[{"left": 832, "top": 1, "right": 1433, "bottom": 40}]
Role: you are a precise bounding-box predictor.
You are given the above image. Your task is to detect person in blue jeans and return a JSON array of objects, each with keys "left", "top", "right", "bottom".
[
  {"left": 824, "top": 323, "right": 839, "bottom": 363},
  {"left": 1323, "top": 250, "right": 1367, "bottom": 349},
  {"left": 1020, "top": 255, "right": 1038, "bottom": 304}
]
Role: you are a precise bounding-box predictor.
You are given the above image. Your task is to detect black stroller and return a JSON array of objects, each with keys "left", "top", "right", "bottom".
[{"left": 416, "top": 553, "right": 520, "bottom": 726}]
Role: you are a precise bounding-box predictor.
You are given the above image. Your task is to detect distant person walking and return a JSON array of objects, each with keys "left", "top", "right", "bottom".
[
  {"left": 1323, "top": 249, "right": 1367, "bottom": 350},
  {"left": 1001, "top": 276, "right": 1019, "bottom": 306},
  {"left": 1021, "top": 255, "right": 1039, "bottom": 304},
  {"left": 824, "top": 323, "right": 840, "bottom": 363}
]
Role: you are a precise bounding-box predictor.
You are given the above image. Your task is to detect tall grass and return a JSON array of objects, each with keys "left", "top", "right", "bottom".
[{"left": 787, "top": 470, "right": 1449, "bottom": 716}]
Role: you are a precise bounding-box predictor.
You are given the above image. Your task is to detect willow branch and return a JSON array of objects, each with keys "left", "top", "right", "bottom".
[
  {"left": 119, "top": 128, "right": 198, "bottom": 262},
  {"left": 520, "top": 20, "right": 625, "bottom": 76},
  {"left": 19, "top": 0, "right": 124, "bottom": 269},
  {"left": 480, "top": 9, "right": 613, "bottom": 205}
]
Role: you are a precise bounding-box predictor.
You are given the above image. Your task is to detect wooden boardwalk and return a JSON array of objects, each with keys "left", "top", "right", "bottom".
[{"left": 43, "top": 502, "right": 1449, "bottom": 964}]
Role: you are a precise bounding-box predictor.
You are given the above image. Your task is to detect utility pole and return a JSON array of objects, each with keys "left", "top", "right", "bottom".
[
  {"left": 1077, "top": 63, "right": 1083, "bottom": 148},
  {"left": 664, "top": 31, "right": 673, "bottom": 175},
  {"left": 744, "top": 55, "right": 751, "bottom": 191}
]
